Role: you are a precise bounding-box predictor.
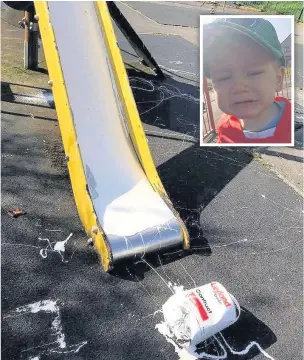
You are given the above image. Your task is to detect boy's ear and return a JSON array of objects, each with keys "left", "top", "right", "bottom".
[{"left": 275, "top": 66, "right": 285, "bottom": 92}]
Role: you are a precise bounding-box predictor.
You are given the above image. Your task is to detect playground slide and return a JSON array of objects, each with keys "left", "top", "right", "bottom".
[{"left": 34, "top": 1, "right": 189, "bottom": 271}]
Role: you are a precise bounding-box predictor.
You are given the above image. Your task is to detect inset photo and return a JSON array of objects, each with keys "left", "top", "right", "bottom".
[{"left": 200, "top": 15, "right": 294, "bottom": 146}]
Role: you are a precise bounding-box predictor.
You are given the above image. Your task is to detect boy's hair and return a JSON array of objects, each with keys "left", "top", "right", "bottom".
[{"left": 203, "top": 18, "right": 286, "bottom": 77}]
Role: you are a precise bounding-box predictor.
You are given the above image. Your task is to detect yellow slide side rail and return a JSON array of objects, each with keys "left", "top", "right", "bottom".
[
  {"left": 34, "top": 1, "right": 112, "bottom": 270},
  {"left": 94, "top": 2, "right": 190, "bottom": 248}
]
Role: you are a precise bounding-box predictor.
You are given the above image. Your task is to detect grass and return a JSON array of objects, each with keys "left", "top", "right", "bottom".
[
  {"left": 1, "top": 63, "right": 49, "bottom": 87},
  {"left": 242, "top": 1, "right": 303, "bottom": 19}
]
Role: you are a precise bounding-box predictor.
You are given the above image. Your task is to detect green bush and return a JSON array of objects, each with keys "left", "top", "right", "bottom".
[{"left": 241, "top": 1, "right": 303, "bottom": 20}]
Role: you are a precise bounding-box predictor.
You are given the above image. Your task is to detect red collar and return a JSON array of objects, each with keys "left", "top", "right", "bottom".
[{"left": 217, "top": 97, "right": 291, "bottom": 144}]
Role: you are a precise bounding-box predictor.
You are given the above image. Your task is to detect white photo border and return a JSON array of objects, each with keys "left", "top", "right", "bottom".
[{"left": 199, "top": 14, "right": 295, "bottom": 147}]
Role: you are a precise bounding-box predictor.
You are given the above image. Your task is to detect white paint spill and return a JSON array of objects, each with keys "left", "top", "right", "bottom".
[
  {"left": 49, "top": 341, "right": 88, "bottom": 354},
  {"left": 155, "top": 284, "right": 275, "bottom": 360},
  {"left": 157, "top": 323, "right": 275, "bottom": 360},
  {"left": 156, "top": 284, "right": 194, "bottom": 359},
  {"left": 156, "top": 321, "right": 183, "bottom": 355},
  {"left": 4, "top": 300, "right": 65, "bottom": 348},
  {"left": 51, "top": 312, "right": 67, "bottom": 349},
  {"left": 53, "top": 233, "right": 73, "bottom": 252},
  {"left": 4, "top": 299, "right": 87, "bottom": 357},
  {"left": 170, "top": 60, "right": 183, "bottom": 65},
  {"left": 156, "top": 325, "right": 227, "bottom": 360},
  {"left": 158, "top": 65, "right": 199, "bottom": 78},
  {"left": 38, "top": 233, "right": 73, "bottom": 263},
  {"left": 212, "top": 238, "right": 248, "bottom": 248},
  {"left": 129, "top": 76, "right": 199, "bottom": 118},
  {"left": 168, "top": 282, "right": 184, "bottom": 294},
  {"left": 137, "top": 257, "right": 276, "bottom": 360},
  {"left": 142, "top": 309, "right": 163, "bottom": 320},
  {"left": 157, "top": 283, "right": 239, "bottom": 351},
  {"left": 4, "top": 299, "right": 59, "bottom": 316},
  {"left": 219, "top": 333, "right": 276, "bottom": 360},
  {"left": 45, "top": 229, "right": 64, "bottom": 232}
]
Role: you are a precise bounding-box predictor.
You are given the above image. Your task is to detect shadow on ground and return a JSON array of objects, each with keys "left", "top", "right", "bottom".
[
  {"left": 127, "top": 68, "right": 200, "bottom": 139},
  {"left": 196, "top": 307, "right": 277, "bottom": 360},
  {"left": 2, "top": 65, "right": 254, "bottom": 285},
  {"left": 112, "top": 143, "right": 253, "bottom": 280}
]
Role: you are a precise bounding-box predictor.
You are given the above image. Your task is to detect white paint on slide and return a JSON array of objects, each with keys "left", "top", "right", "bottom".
[
  {"left": 47, "top": 2, "right": 181, "bottom": 239},
  {"left": 103, "top": 179, "right": 174, "bottom": 236}
]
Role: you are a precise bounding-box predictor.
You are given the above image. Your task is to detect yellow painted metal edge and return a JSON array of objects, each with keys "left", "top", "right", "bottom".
[
  {"left": 34, "top": 1, "right": 113, "bottom": 270},
  {"left": 94, "top": 2, "right": 190, "bottom": 248}
]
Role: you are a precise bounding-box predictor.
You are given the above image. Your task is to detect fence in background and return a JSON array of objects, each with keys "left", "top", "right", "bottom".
[
  {"left": 277, "top": 67, "right": 292, "bottom": 99},
  {"left": 202, "top": 76, "right": 216, "bottom": 142}
]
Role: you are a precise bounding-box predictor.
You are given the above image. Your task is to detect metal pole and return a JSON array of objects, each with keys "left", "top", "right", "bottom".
[
  {"left": 203, "top": 76, "right": 216, "bottom": 134},
  {"left": 24, "top": 11, "right": 30, "bottom": 69},
  {"left": 297, "top": 8, "right": 303, "bottom": 23},
  {"left": 23, "top": 9, "right": 38, "bottom": 69},
  {"left": 107, "top": 1, "right": 164, "bottom": 78}
]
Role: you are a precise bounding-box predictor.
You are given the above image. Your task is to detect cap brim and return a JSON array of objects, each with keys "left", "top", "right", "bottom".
[{"left": 203, "top": 22, "right": 285, "bottom": 78}]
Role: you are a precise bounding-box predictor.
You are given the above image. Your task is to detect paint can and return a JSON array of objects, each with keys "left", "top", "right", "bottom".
[{"left": 161, "top": 282, "right": 240, "bottom": 349}]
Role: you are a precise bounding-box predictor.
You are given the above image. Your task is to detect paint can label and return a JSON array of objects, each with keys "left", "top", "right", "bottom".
[{"left": 162, "top": 282, "right": 239, "bottom": 348}]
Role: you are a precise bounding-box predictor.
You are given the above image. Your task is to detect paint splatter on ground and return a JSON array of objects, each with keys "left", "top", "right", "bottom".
[
  {"left": 4, "top": 299, "right": 87, "bottom": 359},
  {"left": 2, "top": 232, "right": 76, "bottom": 263},
  {"left": 39, "top": 232, "right": 74, "bottom": 263}
]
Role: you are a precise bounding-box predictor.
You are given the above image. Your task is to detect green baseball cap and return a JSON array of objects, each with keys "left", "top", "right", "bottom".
[{"left": 203, "top": 18, "right": 285, "bottom": 78}]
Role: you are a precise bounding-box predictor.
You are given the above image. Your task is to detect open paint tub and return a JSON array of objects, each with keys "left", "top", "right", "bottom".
[{"left": 157, "top": 282, "right": 240, "bottom": 357}]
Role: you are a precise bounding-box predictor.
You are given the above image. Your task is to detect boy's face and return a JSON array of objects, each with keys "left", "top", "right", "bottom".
[{"left": 208, "top": 37, "right": 285, "bottom": 120}]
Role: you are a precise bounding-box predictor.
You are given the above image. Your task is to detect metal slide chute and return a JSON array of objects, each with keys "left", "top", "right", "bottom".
[{"left": 34, "top": 1, "right": 189, "bottom": 271}]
